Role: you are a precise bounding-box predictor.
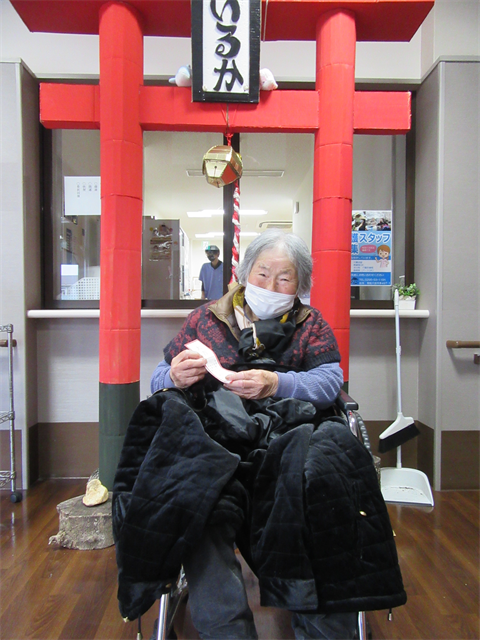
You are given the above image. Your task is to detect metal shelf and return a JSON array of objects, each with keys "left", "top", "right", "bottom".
[{"left": 0, "top": 324, "right": 22, "bottom": 502}]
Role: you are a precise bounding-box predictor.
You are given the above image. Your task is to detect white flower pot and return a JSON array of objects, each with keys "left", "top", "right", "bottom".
[{"left": 398, "top": 296, "right": 416, "bottom": 310}]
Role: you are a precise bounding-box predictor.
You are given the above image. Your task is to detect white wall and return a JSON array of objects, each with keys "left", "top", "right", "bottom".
[
  {"left": 422, "top": 0, "right": 480, "bottom": 76},
  {"left": 349, "top": 318, "right": 421, "bottom": 420},
  {"left": 292, "top": 161, "right": 314, "bottom": 247},
  {"left": 33, "top": 313, "right": 422, "bottom": 425},
  {"left": 35, "top": 317, "right": 186, "bottom": 422}
]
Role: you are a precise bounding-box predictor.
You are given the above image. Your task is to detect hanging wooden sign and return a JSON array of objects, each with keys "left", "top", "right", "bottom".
[{"left": 191, "top": 0, "right": 261, "bottom": 103}]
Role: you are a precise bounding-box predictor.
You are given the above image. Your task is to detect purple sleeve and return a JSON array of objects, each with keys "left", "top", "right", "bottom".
[
  {"left": 150, "top": 359, "right": 176, "bottom": 394},
  {"left": 275, "top": 362, "right": 343, "bottom": 409}
]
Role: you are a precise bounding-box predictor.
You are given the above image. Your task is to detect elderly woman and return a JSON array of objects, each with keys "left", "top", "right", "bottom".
[
  {"left": 113, "top": 231, "right": 406, "bottom": 640},
  {"left": 151, "top": 231, "right": 343, "bottom": 408}
]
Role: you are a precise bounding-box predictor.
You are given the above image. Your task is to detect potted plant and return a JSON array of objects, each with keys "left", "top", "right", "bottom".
[{"left": 392, "top": 281, "right": 420, "bottom": 309}]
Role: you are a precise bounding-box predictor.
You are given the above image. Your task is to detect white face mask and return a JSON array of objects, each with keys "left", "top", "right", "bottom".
[{"left": 245, "top": 281, "right": 296, "bottom": 320}]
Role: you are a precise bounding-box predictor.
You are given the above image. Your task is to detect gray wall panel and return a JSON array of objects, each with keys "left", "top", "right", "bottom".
[
  {"left": 415, "top": 60, "right": 480, "bottom": 488},
  {"left": 0, "top": 61, "right": 40, "bottom": 488},
  {"left": 440, "top": 62, "right": 479, "bottom": 433},
  {"left": 415, "top": 63, "right": 441, "bottom": 436}
]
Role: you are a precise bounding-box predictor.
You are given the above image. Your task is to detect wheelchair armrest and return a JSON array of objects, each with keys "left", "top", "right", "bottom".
[
  {"left": 334, "top": 388, "right": 359, "bottom": 413},
  {"left": 334, "top": 391, "right": 372, "bottom": 452}
]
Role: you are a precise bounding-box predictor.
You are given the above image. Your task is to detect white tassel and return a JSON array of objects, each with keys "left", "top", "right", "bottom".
[
  {"left": 259, "top": 68, "right": 278, "bottom": 91},
  {"left": 169, "top": 65, "right": 192, "bottom": 87}
]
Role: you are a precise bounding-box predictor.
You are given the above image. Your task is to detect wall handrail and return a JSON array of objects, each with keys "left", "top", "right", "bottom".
[
  {"left": 446, "top": 340, "right": 480, "bottom": 349},
  {"left": 446, "top": 340, "right": 480, "bottom": 365},
  {"left": 0, "top": 339, "right": 17, "bottom": 347}
]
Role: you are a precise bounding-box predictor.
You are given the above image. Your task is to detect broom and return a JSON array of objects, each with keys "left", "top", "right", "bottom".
[{"left": 378, "top": 289, "right": 420, "bottom": 453}]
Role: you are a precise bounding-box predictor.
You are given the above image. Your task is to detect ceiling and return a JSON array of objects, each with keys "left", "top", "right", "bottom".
[{"left": 11, "top": 0, "right": 434, "bottom": 41}]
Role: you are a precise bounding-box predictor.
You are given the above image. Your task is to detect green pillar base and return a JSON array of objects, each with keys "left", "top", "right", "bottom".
[{"left": 99, "top": 381, "right": 140, "bottom": 490}]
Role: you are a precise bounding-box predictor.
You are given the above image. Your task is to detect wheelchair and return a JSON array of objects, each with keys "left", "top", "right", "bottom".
[{"left": 136, "top": 390, "right": 374, "bottom": 640}]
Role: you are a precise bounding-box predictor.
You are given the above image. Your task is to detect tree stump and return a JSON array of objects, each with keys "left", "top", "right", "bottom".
[{"left": 49, "top": 493, "right": 114, "bottom": 550}]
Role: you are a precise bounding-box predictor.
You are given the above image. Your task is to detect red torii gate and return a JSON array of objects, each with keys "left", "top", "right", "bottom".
[{"left": 12, "top": 0, "right": 434, "bottom": 488}]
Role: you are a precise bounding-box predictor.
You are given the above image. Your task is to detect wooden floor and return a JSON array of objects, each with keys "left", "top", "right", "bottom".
[{"left": 0, "top": 480, "right": 478, "bottom": 640}]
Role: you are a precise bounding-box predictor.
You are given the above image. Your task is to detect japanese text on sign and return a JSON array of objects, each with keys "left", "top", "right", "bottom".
[
  {"left": 209, "top": 0, "right": 244, "bottom": 92},
  {"left": 192, "top": 0, "right": 260, "bottom": 103}
]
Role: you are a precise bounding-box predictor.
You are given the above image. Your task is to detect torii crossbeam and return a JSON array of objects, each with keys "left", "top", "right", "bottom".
[{"left": 12, "top": 0, "right": 435, "bottom": 488}]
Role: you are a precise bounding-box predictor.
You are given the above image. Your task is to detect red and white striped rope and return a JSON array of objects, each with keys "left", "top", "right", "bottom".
[{"left": 230, "top": 180, "right": 240, "bottom": 284}]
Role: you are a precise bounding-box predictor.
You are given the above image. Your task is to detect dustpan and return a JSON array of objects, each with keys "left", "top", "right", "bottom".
[
  {"left": 380, "top": 290, "right": 434, "bottom": 507},
  {"left": 381, "top": 450, "right": 434, "bottom": 506}
]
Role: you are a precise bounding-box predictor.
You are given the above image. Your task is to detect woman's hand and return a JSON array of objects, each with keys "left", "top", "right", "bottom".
[
  {"left": 225, "top": 369, "right": 279, "bottom": 400},
  {"left": 170, "top": 350, "right": 207, "bottom": 389}
]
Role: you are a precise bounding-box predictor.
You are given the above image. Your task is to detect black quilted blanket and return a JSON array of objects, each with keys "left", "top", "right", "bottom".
[{"left": 112, "top": 387, "right": 406, "bottom": 621}]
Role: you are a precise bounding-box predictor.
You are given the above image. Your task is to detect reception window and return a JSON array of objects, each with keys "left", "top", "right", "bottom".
[{"left": 42, "top": 126, "right": 413, "bottom": 309}]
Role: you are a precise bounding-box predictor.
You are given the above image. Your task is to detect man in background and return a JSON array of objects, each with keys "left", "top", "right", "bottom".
[{"left": 199, "top": 245, "right": 224, "bottom": 300}]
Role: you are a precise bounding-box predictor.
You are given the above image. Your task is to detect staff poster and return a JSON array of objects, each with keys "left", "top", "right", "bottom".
[{"left": 351, "top": 210, "right": 392, "bottom": 287}]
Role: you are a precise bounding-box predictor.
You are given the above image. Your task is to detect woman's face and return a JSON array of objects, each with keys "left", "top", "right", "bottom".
[{"left": 248, "top": 247, "right": 298, "bottom": 295}]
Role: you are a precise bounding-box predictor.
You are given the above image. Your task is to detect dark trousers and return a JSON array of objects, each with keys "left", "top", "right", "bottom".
[{"left": 183, "top": 525, "right": 357, "bottom": 640}]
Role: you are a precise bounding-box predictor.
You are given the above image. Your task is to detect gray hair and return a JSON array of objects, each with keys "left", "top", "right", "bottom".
[{"left": 237, "top": 230, "right": 312, "bottom": 296}]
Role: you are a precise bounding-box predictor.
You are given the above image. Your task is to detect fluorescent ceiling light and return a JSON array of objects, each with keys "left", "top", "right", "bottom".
[
  {"left": 186, "top": 170, "right": 284, "bottom": 178},
  {"left": 188, "top": 209, "right": 267, "bottom": 218},
  {"left": 187, "top": 210, "right": 223, "bottom": 218},
  {"left": 195, "top": 232, "right": 225, "bottom": 238},
  {"left": 195, "top": 231, "right": 259, "bottom": 239}
]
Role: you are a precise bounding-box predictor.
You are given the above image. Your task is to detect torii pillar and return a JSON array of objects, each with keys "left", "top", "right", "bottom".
[
  {"left": 97, "top": 2, "right": 144, "bottom": 490},
  {"left": 312, "top": 9, "right": 356, "bottom": 382}
]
